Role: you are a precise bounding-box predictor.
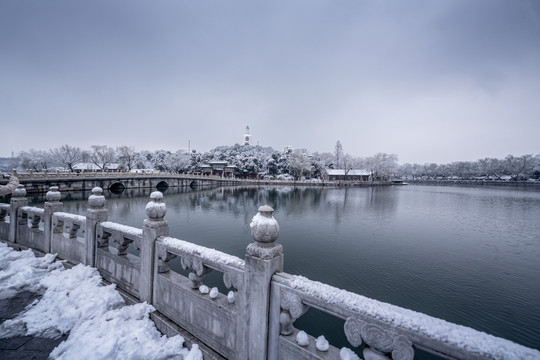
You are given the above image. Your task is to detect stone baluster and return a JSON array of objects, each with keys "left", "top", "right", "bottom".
[
  {"left": 9, "top": 185, "right": 28, "bottom": 244},
  {"left": 85, "top": 187, "right": 108, "bottom": 266},
  {"left": 43, "top": 186, "right": 63, "bottom": 253},
  {"left": 244, "top": 205, "right": 283, "bottom": 360},
  {"left": 141, "top": 191, "right": 169, "bottom": 304}
]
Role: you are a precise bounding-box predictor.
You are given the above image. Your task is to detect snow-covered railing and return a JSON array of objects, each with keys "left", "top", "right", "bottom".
[
  {"left": 153, "top": 236, "right": 245, "bottom": 360},
  {"left": 3, "top": 184, "right": 540, "bottom": 360},
  {"left": 15, "top": 206, "right": 45, "bottom": 250},
  {"left": 95, "top": 221, "right": 143, "bottom": 298},
  {"left": 51, "top": 212, "right": 87, "bottom": 264},
  {"left": 269, "top": 274, "right": 540, "bottom": 360}
]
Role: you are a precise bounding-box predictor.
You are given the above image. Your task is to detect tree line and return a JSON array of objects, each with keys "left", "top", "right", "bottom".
[
  {"left": 398, "top": 155, "right": 540, "bottom": 181},
  {"left": 7, "top": 144, "right": 540, "bottom": 182}
]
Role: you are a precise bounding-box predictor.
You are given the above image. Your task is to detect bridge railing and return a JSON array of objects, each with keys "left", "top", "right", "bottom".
[
  {"left": 268, "top": 273, "right": 540, "bottom": 360},
  {"left": 12, "top": 170, "right": 236, "bottom": 181},
  {"left": 1, "top": 185, "right": 539, "bottom": 360}
]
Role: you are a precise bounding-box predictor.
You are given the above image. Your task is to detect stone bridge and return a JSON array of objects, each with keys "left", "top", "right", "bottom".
[
  {"left": 1, "top": 185, "right": 539, "bottom": 360},
  {"left": 10, "top": 171, "right": 240, "bottom": 194}
]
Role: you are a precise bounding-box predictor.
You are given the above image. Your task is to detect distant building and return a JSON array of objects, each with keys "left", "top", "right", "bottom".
[
  {"left": 326, "top": 169, "right": 371, "bottom": 181},
  {"left": 201, "top": 161, "right": 237, "bottom": 177},
  {"left": 243, "top": 126, "right": 252, "bottom": 146}
]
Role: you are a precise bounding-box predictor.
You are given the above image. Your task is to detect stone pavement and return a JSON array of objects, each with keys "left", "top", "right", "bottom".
[{"left": 0, "top": 291, "right": 68, "bottom": 360}]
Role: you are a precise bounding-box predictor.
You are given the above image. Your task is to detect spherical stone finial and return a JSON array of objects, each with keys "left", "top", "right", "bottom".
[
  {"left": 46, "top": 186, "right": 61, "bottom": 202},
  {"left": 13, "top": 184, "right": 27, "bottom": 198},
  {"left": 247, "top": 205, "right": 282, "bottom": 259},
  {"left": 250, "top": 205, "right": 280, "bottom": 243},
  {"left": 146, "top": 191, "right": 166, "bottom": 221},
  {"left": 88, "top": 187, "right": 106, "bottom": 209}
]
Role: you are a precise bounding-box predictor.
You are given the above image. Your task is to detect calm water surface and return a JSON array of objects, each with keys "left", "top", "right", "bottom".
[{"left": 38, "top": 184, "right": 540, "bottom": 353}]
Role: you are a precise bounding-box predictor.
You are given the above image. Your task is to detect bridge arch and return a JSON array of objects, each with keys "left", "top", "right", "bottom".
[
  {"left": 156, "top": 180, "right": 169, "bottom": 192},
  {"left": 109, "top": 182, "right": 126, "bottom": 194}
]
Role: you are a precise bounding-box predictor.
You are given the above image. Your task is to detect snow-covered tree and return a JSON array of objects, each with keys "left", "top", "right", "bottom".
[
  {"left": 18, "top": 149, "right": 54, "bottom": 172},
  {"left": 365, "top": 153, "right": 398, "bottom": 181},
  {"left": 504, "top": 154, "right": 534, "bottom": 181},
  {"left": 167, "top": 150, "right": 192, "bottom": 173},
  {"left": 117, "top": 146, "right": 136, "bottom": 171},
  {"left": 90, "top": 145, "right": 116, "bottom": 171},
  {"left": 288, "top": 152, "right": 311, "bottom": 179},
  {"left": 50, "top": 145, "right": 82, "bottom": 171}
]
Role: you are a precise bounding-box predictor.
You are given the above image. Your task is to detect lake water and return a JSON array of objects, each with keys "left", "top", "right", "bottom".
[{"left": 35, "top": 184, "right": 540, "bottom": 354}]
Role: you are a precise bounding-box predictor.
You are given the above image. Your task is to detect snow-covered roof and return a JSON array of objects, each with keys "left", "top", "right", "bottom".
[
  {"left": 73, "top": 163, "right": 101, "bottom": 171},
  {"left": 73, "top": 163, "right": 122, "bottom": 170},
  {"left": 326, "top": 169, "right": 370, "bottom": 176}
]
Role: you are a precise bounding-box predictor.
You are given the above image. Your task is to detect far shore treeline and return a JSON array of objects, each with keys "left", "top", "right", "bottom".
[{"left": 1, "top": 143, "right": 539, "bottom": 182}]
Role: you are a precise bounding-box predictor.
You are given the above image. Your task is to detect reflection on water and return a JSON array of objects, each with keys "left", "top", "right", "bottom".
[{"left": 30, "top": 185, "right": 540, "bottom": 353}]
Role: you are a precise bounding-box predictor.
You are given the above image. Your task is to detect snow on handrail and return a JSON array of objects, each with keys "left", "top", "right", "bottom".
[
  {"left": 161, "top": 236, "right": 245, "bottom": 270},
  {"left": 19, "top": 206, "right": 44, "bottom": 215},
  {"left": 100, "top": 221, "right": 143, "bottom": 238},
  {"left": 273, "top": 273, "right": 540, "bottom": 360},
  {"left": 53, "top": 212, "right": 86, "bottom": 223}
]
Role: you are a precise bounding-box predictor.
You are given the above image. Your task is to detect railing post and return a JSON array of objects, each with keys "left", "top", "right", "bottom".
[
  {"left": 9, "top": 185, "right": 28, "bottom": 244},
  {"left": 43, "top": 186, "right": 63, "bottom": 253},
  {"left": 244, "top": 205, "right": 283, "bottom": 360},
  {"left": 85, "top": 187, "right": 108, "bottom": 266},
  {"left": 140, "top": 191, "right": 169, "bottom": 304}
]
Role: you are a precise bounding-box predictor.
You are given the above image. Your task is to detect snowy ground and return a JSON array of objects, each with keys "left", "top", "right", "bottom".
[{"left": 0, "top": 242, "right": 202, "bottom": 360}]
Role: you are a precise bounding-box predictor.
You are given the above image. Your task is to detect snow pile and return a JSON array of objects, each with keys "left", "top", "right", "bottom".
[
  {"left": 0, "top": 242, "right": 63, "bottom": 299},
  {"left": 316, "top": 335, "right": 329, "bottom": 351},
  {"left": 227, "top": 291, "right": 236, "bottom": 304},
  {"left": 289, "top": 275, "right": 540, "bottom": 359},
  {"left": 162, "top": 237, "right": 244, "bottom": 268},
  {"left": 249, "top": 211, "right": 277, "bottom": 228},
  {"left": 209, "top": 287, "right": 219, "bottom": 299},
  {"left": 0, "top": 264, "right": 124, "bottom": 338},
  {"left": 0, "top": 242, "right": 202, "bottom": 360},
  {"left": 296, "top": 330, "right": 309, "bottom": 346},
  {"left": 50, "top": 302, "right": 201, "bottom": 360},
  {"left": 340, "top": 347, "right": 360, "bottom": 360}
]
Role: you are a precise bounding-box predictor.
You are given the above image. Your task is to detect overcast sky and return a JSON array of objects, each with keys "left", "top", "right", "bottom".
[{"left": 1, "top": 0, "right": 539, "bottom": 164}]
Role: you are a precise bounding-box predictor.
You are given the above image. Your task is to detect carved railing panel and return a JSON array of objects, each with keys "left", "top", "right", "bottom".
[
  {"left": 0, "top": 204, "right": 9, "bottom": 240},
  {"left": 97, "top": 221, "right": 142, "bottom": 256},
  {"left": 94, "top": 221, "right": 143, "bottom": 298},
  {"left": 18, "top": 206, "right": 44, "bottom": 229},
  {"left": 14, "top": 206, "right": 45, "bottom": 250},
  {"left": 153, "top": 236, "right": 246, "bottom": 360},
  {"left": 0, "top": 203, "right": 11, "bottom": 222},
  {"left": 50, "top": 212, "right": 86, "bottom": 264},
  {"left": 159, "top": 236, "right": 245, "bottom": 297}
]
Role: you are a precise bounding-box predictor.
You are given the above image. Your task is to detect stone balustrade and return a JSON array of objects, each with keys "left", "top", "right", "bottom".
[
  {"left": 0, "top": 203, "right": 10, "bottom": 240},
  {"left": 1, "top": 186, "right": 539, "bottom": 360}
]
